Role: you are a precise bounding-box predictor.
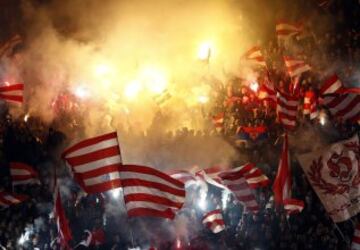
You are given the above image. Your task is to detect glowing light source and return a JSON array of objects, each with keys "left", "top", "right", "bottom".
[
  {"left": 124, "top": 80, "right": 142, "bottom": 99},
  {"left": 73, "top": 85, "right": 90, "bottom": 99},
  {"left": 141, "top": 67, "right": 168, "bottom": 94},
  {"left": 197, "top": 42, "right": 212, "bottom": 61},
  {"left": 94, "top": 64, "right": 111, "bottom": 76},
  {"left": 111, "top": 188, "right": 121, "bottom": 199},
  {"left": 319, "top": 111, "right": 327, "bottom": 126},
  {"left": 198, "top": 95, "right": 209, "bottom": 104},
  {"left": 250, "top": 81, "right": 259, "bottom": 92},
  {"left": 18, "top": 234, "right": 26, "bottom": 245},
  {"left": 24, "top": 113, "right": 30, "bottom": 122}
]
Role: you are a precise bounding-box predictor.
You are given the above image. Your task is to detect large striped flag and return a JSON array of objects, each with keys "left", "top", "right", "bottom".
[
  {"left": 0, "top": 191, "right": 28, "bottom": 207},
  {"left": 10, "top": 162, "right": 40, "bottom": 186},
  {"left": 352, "top": 223, "right": 360, "bottom": 250},
  {"left": 0, "top": 34, "right": 22, "bottom": 59},
  {"left": 320, "top": 74, "right": 343, "bottom": 95},
  {"left": 54, "top": 187, "right": 72, "bottom": 249},
  {"left": 62, "top": 132, "right": 122, "bottom": 194},
  {"left": 283, "top": 198, "right": 304, "bottom": 215},
  {"left": 303, "top": 90, "right": 318, "bottom": 119},
  {"left": 202, "top": 209, "right": 226, "bottom": 234},
  {"left": 277, "top": 91, "right": 299, "bottom": 129},
  {"left": 244, "top": 46, "right": 266, "bottom": 67},
  {"left": 244, "top": 165, "right": 270, "bottom": 188},
  {"left": 219, "top": 165, "right": 260, "bottom": 213},
  {"left": 276, "top": 21, "right": 303, "bottom": 40},
  {"left": 283, "top": 56, "right": 311, "bottom": 78},
  {"left": 322, "top": 91, "right": 360, "bottom": 123},
  {"left": 168, "top": 170, "right": 196, "bottom": 185},
  {"left": 259, "top": 79, "right": 277, "bottom": 105},
  {"left": 0, "top": 83, "right": 24, "bottom": 105},
  {"left": 273, "top": 133, "right": 291, "bottom": 206},
  {"left": 120, "top": 165, "right": 185, "bottom": 219}
]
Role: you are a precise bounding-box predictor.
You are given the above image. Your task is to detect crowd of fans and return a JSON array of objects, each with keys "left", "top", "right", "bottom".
[{"left": 0, "top": 0, "right": 360, "bottom": 250}]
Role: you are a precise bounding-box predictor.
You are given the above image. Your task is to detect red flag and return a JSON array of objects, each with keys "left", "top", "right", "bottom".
[
  {"left": 62, "top": 132, "right": 122, "bottom": 194},
  {"left": 120, "top": 165, "right": 185, "bottom": 219},
  {"left": 273, "top": 133, "right": 291, "bottom": 206},
  {"left": 277, "top": 91, "right": 299, "bottom": 130},
  {"left": 322, "top": 92, "right": 360, "bottom": 123},
  {"left": 303, "top": 90, "right": 318, "bottom": 119},
  {"left": 10, "top": 162, "right": 40, "bottom": 186},
  {"left": 283, "top": 56, "right": 311, "bottom": 78},
  {"left": 202, "top": 209, "right": 225, "bottom": 233},
  {"left": 0, "top": 191, "right": 28, "bottom": 207},
  {"left": 259, "top": 78, "right": 277, "bottom": 106},
  {"left": 54, "top": 188, "right": 72, "bottom": 249},
  {"left": 0, "top": 83, "right": 24, "bottom": 104},
  {"left": 276, "top": 21, "right": 303, "bottom": 40},
  {"left": 244, "top": 46, "right": 266, "bottom": 67},
  {"left": 168, "top": 170, "right": 196, "bottom": 184},
  {"left": 283, "top": 198, "right": 304, "bottom": 215},
  {"left": 320, "top": 74, "right": 343, "bottom": 95}
]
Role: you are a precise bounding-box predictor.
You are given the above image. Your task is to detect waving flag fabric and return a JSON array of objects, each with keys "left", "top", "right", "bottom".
[
  {"left": 244, "top": 46, "right": 266, "bottom": 67},
  {"left": 10, "top": 162, "right": 39, "bottom": 186},
  {"left": 0, "top": 34, "right": 22, "bottom": 59},
  {"left": 54, "top": 187, "right": 72, "bottom": 249},
  {"left": 0, "top": 83, "right": 24, "bottom": 104},
  {"left": 62, "top": 132, "right": 122, "bottom": 194},
  {"left": 284, "top": 198, "right": 305, "bottom": 215},
  {"left": 322, "top": 92, "right": 360, "bottom": 123},
  {"left": 0, "top": 191, "right": 28, "bottom": 207},
  {"left": 202, "top": 209, "right": 226, "bottom": 233},
  {"left": 298, "top": 135, "right": 360, "bottom": 223},
  {"left": 169, "top": 170, "right": 196, "bottom": 185},
  {"left": 276, "top": 21, "right": 303, "bottom": 40},
  {"left": 283, "top": 56, "right": 311, "bottom": 78},
  {"left": 277, "top": 91, "right": 299, "bottom": 129},
  {"left": 303, "top": 90, "right": 318, "bottom": 119},
  {"left": 273, "top": 134, "right": 291, "bottom": 206},
  {"left": 120, "top": 165, "right": 185, "bottom": 219},
  {"left": 237, "top": 125, "right": 268, "bottom": 142},
  {"left": 259, "top": 80, "right": 277, "bottom": 105},
  {"left": 320, "top": 74, "right": 343, "bottom": 95}
]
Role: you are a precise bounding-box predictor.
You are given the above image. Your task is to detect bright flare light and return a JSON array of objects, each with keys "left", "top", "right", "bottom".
[
  {"left": 124, "top": 80, "right": 142, "bottom": 99},
  {"left": 197, "top": 42, "right": 212, "bottom": 61},
  {"left": 94, "top": 64, "right": 111, "bottom": 76},
  {"left": 24, "top": 113, "right": 30, "bottom": 122},
  {"left": 111, "top": 188, "right": 121, "bottom": 199},
  {"left": 141, "top": 67, "right": 168, "bottom": 94},
  {"left": 74, "top": 85, "right": 90, "bottom": 99},
  {"left": 250, "top": 81, "right": 259, "bottom": 92},
  {"left": 198, "top": 95, "right": 209, "bottom": 104},
  {"left": 319, "top": 112, "right": 327, "bottom": 126}
]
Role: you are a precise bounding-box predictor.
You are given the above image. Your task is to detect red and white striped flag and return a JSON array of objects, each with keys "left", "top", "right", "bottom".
[
  {"left": 320, "top": 74, "right": 343, "bottom": 95},
  {"left": 0, "top": 34, "right": 22, "bottom": 59},
  {"left": 0, "top": 191, "right": 28, "bottom": 207},
  {"left": 62, "top": 132, "right": 122, "bottom": 194},
  {"left": 283, "top": 198, "right": 304, "bottom": 215},
  {"left": 303, "top": 90, "right": 318, "bottom": 119},
  {"left": 352, "top": 223, "right": 360, "bottom": 250},
  {"left": 277, "top": 91, "right": 299, "bottom": 130},
  {"left": 212, "top": 113, "right": 224, "bottom": 132},
  {"left": 259, "top": 79, "right": 277, "bottom": 105},
  {"left": 169, "top": 170, "right": 196, "bottom": 184},
  {"left": 244, "top": 46, "right": 266, "bottom": 67},
  {"left": 202, "top": 209, "right": 226, "bottom": 234},
  {"left": 322, "top": 92, "right": 360, "bottom": 123},
  {"left": 196, "top": 166, "right": 224, "bottom": 184},
  {"left": 120, "top": 165, "right": 185, "bottom": 219},
  {"left": 273, "top": 134, "right": 291, "bottom": 206},
  {"left": 245, "top": 166, "right": 270, "bottom": 189},
  {"left": 219, "top": 164, "right": 260, "bottom": 213},
  {"left": 276, "top": 21, "right": 303, "bottom": 40},
  {"left": 0, "top": 83, "right": 24, "bottom": 104},
  {"left": 10, "top": 162, "right": 40, "bottom": 186},
  {"left": 283, "top": 56, "right": 311, "bottom": 78},
  {"left": 54, "top": 187, "right": 72, "bottom": 249}
]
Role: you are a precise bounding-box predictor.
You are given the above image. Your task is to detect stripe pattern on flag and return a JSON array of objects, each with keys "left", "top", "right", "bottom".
[
  {"left": 0, "top": 34, "right": 22, "bottom": 59},
  {"left": 219, "top": 164, "right": 260, "bottom": 213},
  {"left": 10, "top": 162, "right": 39, "bottom": 186},
  {"left": 120, "top": 165, "right": 185, "bottom": 219},
  {"left": 320, "top": 74, "right": 343, "bottom": 95},
  {"left": 276, "top": 21, "right": 303, "bottom": 40},
  {"left": 277, "top": 91, "right": 299, "bottom": 129},
  {"left": 202, "top": 209, "right": 226, "bottom": 234},
  {"left": 168, "top": 170, "right": 196, "bottom": 185},
  {"left": 0, "top": 83, "right": 24, "bottom": 104},
  {"left": 283, "top": 56, "right": 311, "bottom": 77},
  {"left": 283, "top": 198, "right": 304, "bottom": 215},
  {"left": 259, "top": 80, "right": 277, "bottom": 104},
  {"left": 0, "top": 191, "right": 28, "bottom": 207},
  {"left": 303, "top": 90, "right": 318, "bottom": 119},
  {"left": 244, "top": 46, "right": 266, "bottom": 67},
  {"left": 323, "top": 93, "right": 360, "bottom": 123},
  {"left": 62, "top": 132, "right": 122, "bottom": 194}
]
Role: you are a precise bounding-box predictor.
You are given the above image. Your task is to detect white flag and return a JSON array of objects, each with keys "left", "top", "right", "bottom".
[{"left": 297, "top": 135, "right": 360, "bottom": 222}]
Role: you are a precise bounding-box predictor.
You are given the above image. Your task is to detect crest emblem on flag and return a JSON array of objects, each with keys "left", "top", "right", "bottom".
[{"left": 308, "top": 140, "right": 360, "bottom": 195}]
